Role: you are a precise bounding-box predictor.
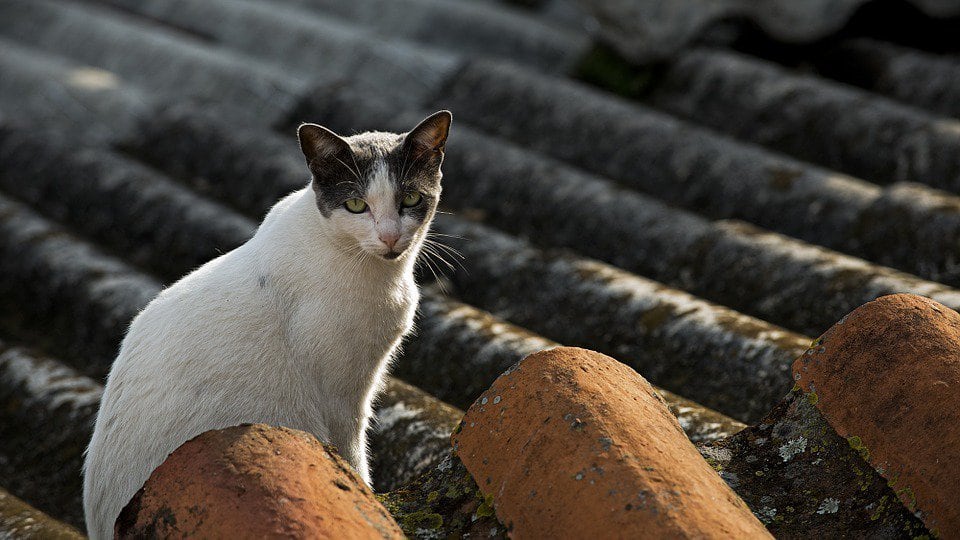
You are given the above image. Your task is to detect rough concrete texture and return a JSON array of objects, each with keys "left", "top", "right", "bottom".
[
  {"left": 116, "top": 424, "right": 404, "bottom": 539},
  {"left": 452, "top": 347, "right": 771, "bottom": 538},
  {"left": 438, "top": 123, "right": 960, "bottom": 338},
  {"left": 129, "top": 104, "right": 309, "bottom": 217},
  {"left": 0, "top": 125, "right": 256, "bottom": 281},
  {"left": 702, "top": 389, "right": 930, "bottom": 538},
  {"left": 0, "top": 487, "right": 83, "bottom": 540},
  {"left": 660, "top": 388, "right": 747, "bottom": 446},
  {"left": 370, "top": 379, "right": 464, "bottom": 493},
  {"left": 646, "top": 48, "right": 960, "bottom": 194},
  {"left": 81, "top": 0, "right": 458, "bottom": 108},
  {"left": 435, "top": 215, "right": 807, "bottom": 422},
  {"left": 412, "top": 291, "right": 747, "bottom": 445},
  {"left": 270, "top": 0, "right": 586, "bottom": 72},
  {"left": 854, "top": 182, "right": 960, "bottom": 287},
  {"left": 0, "top": 0, "right": 304, "bottom": 125},
  {"left": 575, "top": 0, "right": 960, "bottom": 62},
  {"left": 0, "top": 39, "right": 146, "bottom": 145},
  {"left": 695, "top": 220, "right": 960, "bottom": 338},
  {"left": 444, "top": 58, "right": 960, "bottom": 289},
  {"left": 0, "top": 194, "right": 159, "bottom": 373},
  {"left": 793, "top": 294, "right": 960, "bottom": 537},
  {"left": 575, "top": 0, "right": 737, "bottom": 61},
  {"left": 449, "top": 57, "right": 872, "bottom": 246},
  {"left": 0, "top": 342, "right": 100, "bottom": 529},
  {"left": 819, "top": 38, "right": 960, "bottom": 120}
]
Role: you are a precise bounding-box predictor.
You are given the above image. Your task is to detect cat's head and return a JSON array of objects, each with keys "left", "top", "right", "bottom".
[{"left": 297, "top": 111, "right": 451, "bottom": 261}]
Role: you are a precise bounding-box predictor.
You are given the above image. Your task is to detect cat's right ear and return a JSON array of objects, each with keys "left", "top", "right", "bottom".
[{"left": 297, "top": 123, "right": 351, "bottom": 170}]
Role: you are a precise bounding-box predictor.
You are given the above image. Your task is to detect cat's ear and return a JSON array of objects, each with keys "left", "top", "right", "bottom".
[
  {"left": 297, "top": 123, "right": 351, "bottom": 169},
  {"left": 403, "top": 110, "right": 452, "bottom": 162}
]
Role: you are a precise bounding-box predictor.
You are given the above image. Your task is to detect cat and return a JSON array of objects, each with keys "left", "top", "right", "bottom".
[{"left": 82, "top": 110, "right": 452, "bottom": 539}]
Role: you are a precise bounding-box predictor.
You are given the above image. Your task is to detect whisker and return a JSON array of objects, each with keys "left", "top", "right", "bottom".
[
  {"left": 348, "top": 152, "right": 364, "bottom": 182},
  {"left": 427, "top": 249, "right": 464, "bottom": 269},
  {"left": 426, "top": 232, "right": 465, "bottom": 240},
  {"left": 416, "top": 248, "right": 446, "bottom": 292},
  {"left": 333, "top": 180, "right": 362, "bottom": 190},
  {"left": 424, "top": 242, "right": 468, "bottom": 275},
  {"left": 421, "top": 243, "right": 459, "bottom": 274},
  {"left": 398, "top": 147, "right": 411, "bottom": 186},
  {"left": 425, "top": 248, "right": 456, "bottom": 272},
  {"left": 333, "top": 156, "right": 362, "bottom": 182},
  {"left": 424, "top": 239, "right": 465, "bottom": 261},
  {"left": 400, "top": 151, "right": 429, "bottom": 186},
  {"left": 420, "top": 242, "right": 451, "bottom": 269},
  {"left": 425, "top": 237, "right": 464, "bottom": 253}
]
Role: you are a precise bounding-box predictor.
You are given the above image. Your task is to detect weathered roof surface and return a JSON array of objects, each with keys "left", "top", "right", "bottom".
[
  {"left": 0, "top": 487, "right": 83, "bottom": 539},
  {"left": 644, "top": 48, "right": 960, "bottom": 194},
  {"left": 794, "top": 294, "right": 960, "bottom": 538},
  {"left": 817, "top": 38, "right": 960, "bottom": 119},
  {"left": 1, "top": 0, "right": 959, "bottom": 536},
  {"left": 576, "top": 0, "right": 960, "bottom": 61}
]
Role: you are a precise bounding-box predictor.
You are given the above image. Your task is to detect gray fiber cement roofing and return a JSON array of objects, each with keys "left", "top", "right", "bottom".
[
  {"left": 576, "top": 0, "right": 960, "bottom": 61},
  {"left": 0, "top": 0, "right": 959, "bottom": 537}
]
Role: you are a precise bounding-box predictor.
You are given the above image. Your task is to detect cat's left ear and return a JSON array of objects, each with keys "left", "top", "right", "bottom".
[
  {"left": 297, "top": 123, "right": 351, "bottom": 169},
  {"left": 403, "top": 110, "right": 452, "bottom": 162}
]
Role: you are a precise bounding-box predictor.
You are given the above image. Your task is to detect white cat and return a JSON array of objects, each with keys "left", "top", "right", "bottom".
[{"left": 83, "top": 111, "right": 451, "bottom": 539}]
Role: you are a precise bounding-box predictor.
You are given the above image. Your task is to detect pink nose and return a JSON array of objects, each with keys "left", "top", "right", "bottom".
[{"left": 379, "top": 231, "right": 400, "bottom": 251}]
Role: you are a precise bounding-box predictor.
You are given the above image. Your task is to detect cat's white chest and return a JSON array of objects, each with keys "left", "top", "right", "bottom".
[{"left": 288, "top": 273, "right": 416, "bottom": 364}]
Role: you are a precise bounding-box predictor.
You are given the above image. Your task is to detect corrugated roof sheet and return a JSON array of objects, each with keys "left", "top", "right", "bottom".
[{"left": 577, "top": 0, "right": 960, "bottom": 61}]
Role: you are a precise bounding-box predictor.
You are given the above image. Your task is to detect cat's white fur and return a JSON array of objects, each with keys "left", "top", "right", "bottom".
[{"left": 82, "top": 166, "right": 428, "bottom": 538}]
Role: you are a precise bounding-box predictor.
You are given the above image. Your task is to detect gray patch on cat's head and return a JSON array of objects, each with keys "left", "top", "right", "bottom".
[{"left": 297, "top": 111, "right": 452, "bottom": 220}]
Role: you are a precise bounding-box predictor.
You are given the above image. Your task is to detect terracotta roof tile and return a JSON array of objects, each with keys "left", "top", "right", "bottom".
[
  {"left": 116, "top": 424, "right": 404, "bottom": 538},
  {"left": 794, "top": 294, "right": 960, "bottom": 537},
  {"left": 453, "top": 347, "right": 771, "bottom": 538}
]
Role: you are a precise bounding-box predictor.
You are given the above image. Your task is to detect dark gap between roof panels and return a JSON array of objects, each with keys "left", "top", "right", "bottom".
[
  {"left": 729, "top": 0, "right": 960, "bottom": 66},
  {"left": 66, "top": 0, "right": 217, "bottom": 43},
  {"left": 572, "top": 0, "right": 960, "bottom": 96}
]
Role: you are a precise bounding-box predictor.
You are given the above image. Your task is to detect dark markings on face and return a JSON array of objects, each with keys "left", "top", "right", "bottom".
[{"left": 297, "top": 112, "right": 451, "bottom": 220}]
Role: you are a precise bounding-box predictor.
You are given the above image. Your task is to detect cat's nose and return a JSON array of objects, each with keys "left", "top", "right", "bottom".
[{"left": 378, "top": 231, "right": 400, "bottom": 250}]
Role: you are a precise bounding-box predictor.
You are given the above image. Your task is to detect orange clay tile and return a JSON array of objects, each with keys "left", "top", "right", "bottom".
[
  {"left": 115, "top": 423, "right": 403, "bottom": 539},
  {"left": 793, "top": 293, "right": 960, "bottom": 538},
  {"left": 452, "top": 347, "right": 771, "bottom": 539}
]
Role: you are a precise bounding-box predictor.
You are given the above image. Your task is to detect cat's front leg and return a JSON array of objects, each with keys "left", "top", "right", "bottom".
[
  {"left": 325, "top": 414, "right": 372, "bottom": 486},
  {"left": 354, "top": 428, "right": 372, "bottom": 486}
]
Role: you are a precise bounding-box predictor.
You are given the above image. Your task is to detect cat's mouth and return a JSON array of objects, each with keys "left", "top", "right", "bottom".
[{"left": 382, "top": 251, "right": 402, "bottom": 260}]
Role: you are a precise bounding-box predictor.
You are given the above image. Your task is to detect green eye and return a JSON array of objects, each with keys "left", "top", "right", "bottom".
[
  {"left": 344, "top": 198, "right": 367, "bottom": 213},
  {"left": 401, "top": 192, "right": 422, "bottom": 208}
]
